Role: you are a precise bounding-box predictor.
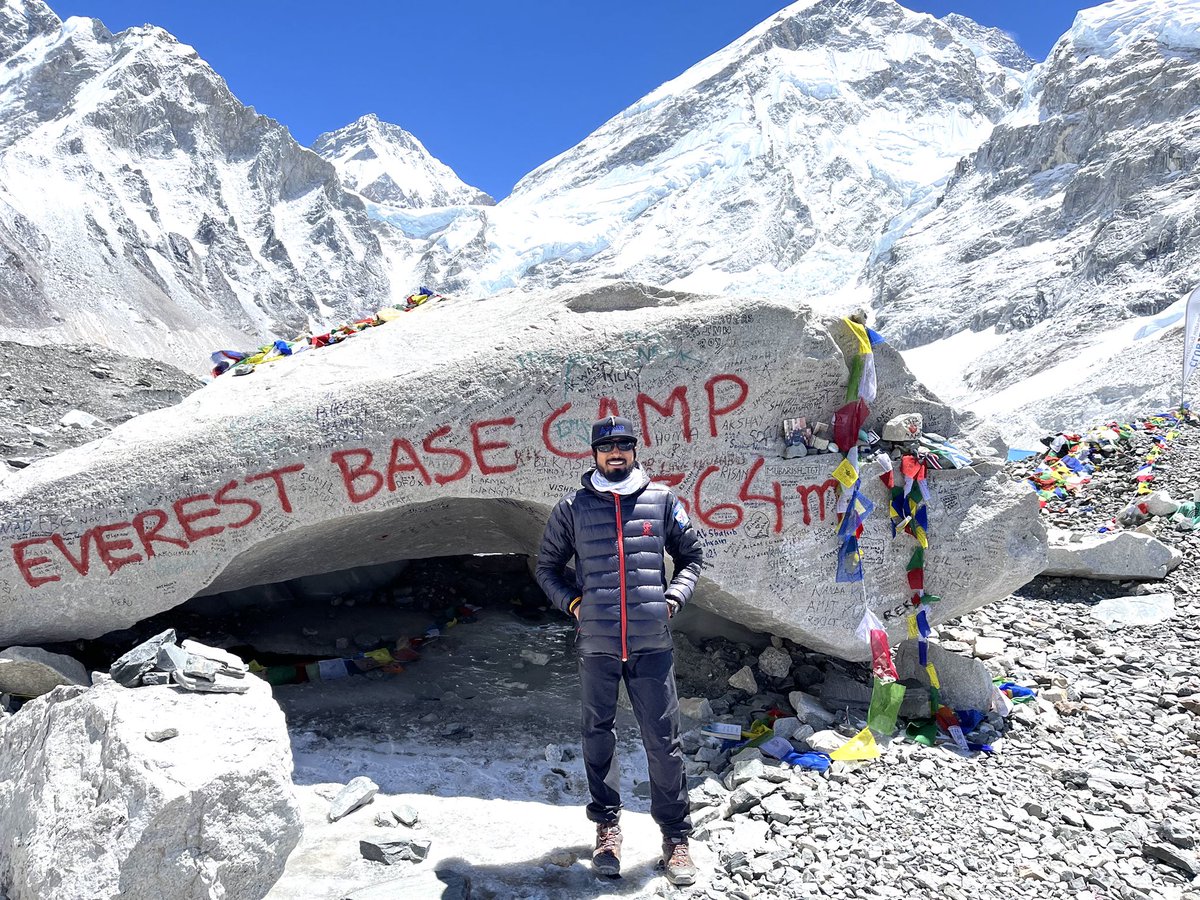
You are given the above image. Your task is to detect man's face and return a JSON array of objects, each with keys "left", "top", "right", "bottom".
[{"left": 593, "top": 438, "right": 637, "bottom": 481}]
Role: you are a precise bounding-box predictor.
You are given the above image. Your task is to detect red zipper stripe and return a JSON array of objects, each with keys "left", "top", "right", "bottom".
[{"left": 613, "top": 493, "right": 628, "bottom": 661}]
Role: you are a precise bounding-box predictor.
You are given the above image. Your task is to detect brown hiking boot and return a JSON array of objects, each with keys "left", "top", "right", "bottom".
[
  {"left": 662, "top": 837, "right": 697, "bottom": 885},
  {"left": 592, "top": 823, "right": 622, "bottom": 876}
]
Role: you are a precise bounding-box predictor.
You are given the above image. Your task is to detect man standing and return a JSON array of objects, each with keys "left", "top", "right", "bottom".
[{"left": 536, "top": 415, "right": 704, "bottom": 885}]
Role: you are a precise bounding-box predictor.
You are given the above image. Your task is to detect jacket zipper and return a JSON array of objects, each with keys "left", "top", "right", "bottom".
[{"left": 613, "top": 493, "right": 629, "bottom": 661}]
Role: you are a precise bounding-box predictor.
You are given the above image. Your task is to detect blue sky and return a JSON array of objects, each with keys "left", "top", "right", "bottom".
[{"left": 49, "top": 1, "right": 1089, "bottom": 200}]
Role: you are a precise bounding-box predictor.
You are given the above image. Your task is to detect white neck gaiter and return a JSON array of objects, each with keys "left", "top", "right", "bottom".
[{"left": 590, "top": 466, "right": 649, "bottom": 496}]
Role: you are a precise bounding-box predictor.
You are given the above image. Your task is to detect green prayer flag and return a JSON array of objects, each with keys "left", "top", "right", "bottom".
[
  {"left": 846, "top": 354, "right": 865, "bottom": 403},
  {"left": 907, "top": 547, "right": 924, "bottom": 571},
  {"left": 905, "top": 718, "right": 938, "bottom": 746},
  {"left": 867, "top": 678, "right": 906, "bottom": 736}
]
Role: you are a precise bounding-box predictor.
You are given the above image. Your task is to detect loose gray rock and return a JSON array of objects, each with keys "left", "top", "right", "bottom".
[
  {"left": 182, "top": 654, "right": 219, "bottom": 681},
  {"left": 805, "top": 729, "right": 848, "bottom": 754},
  {"left": 678, "top": 697, "right": 714, "bottom": 721},
  {"left": 726, "top": 779, "right": 778, "bottom": 815},
  {"left": 109, "top": 629, "right": 176, "bottom": 688},
  {"left": 1090, "top": 593, "right": 1175, "bottom": 626},
  {"left": 155, "top": 642, "right": 188, "bottom": 673},
  {"left": 1143, "top": 841, "right": 1200, "bottom": 877},
  {"left": 170, "top": 670, "right": 249, "bottom": 694},
  {"left": 144, "top": 727, "right": 178, "bottom": 742},
  {"left": 728, "top": 666, "right": 759, "bottom": 694},
  {"left": 787, "top": 690, "right": 836, "bottom": 727},
  {"left": 756, "top": 646, "right": 792, "bottom": 680},
  {"left": 360, "top": 836, "right": 432, "bottom": 865},
  {"left": 972, "top": 636, "right": 1006, "bottom": 659},
  {"left": 329, "top": 776, "right": 379, "bottom": 822},
  {"left": 895, "top": 640, "right": 995, "bottom": 712},
  {"left": 393, "top": 805, "right": 420, "bottom": 827},
  {"left": 179, "top": 640, "right": 249, "bottom": 676},
  {"left": 1044, "top": 529, "right": 1182, "bottom": 580},
  {"left": 0, "top": 646, "right": 89, "bottom": 698}
]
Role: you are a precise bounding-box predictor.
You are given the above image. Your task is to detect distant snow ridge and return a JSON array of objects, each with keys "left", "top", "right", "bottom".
[
  {"left": 313, "top": 114, "right": 493, "bottom": 209},
  {"left": 0, "top": 0, "right": 391, "bottom": 373},
  {"left": 407, "top": 0, "right": 1033, "bottom": 300},
  {"left": 1067, "top": 0, "right": 1200, "bottom": 57}
]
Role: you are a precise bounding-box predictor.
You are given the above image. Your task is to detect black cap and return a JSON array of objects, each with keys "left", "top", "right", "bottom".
[{"left": 590, "top": 415, "right": 639, "bottom": 448}]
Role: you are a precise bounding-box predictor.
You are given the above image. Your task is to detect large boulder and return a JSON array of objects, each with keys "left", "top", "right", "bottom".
[
  {"left": 1044, "top": 528, "right": 1183, "bottom": 580},
  {"left": 0, "top": 676, "right": 302, "bottom": 900},
  {"left": 0, "top": 646, "right": 89, "bottom": 697},
  {"left": 0, "top": 285, "right": 1045, "bottom": 659}
]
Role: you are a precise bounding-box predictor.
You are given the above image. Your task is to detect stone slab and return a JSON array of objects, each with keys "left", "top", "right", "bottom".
[
  {"left": 0, "top": 289, "right": 1045, "bottom": 660},
  {"left": 0, "top": 646, "right": 89, "bottom": 698},
  {"left": 1044, "top": 529, "right": 1182, "bottom": 580}
]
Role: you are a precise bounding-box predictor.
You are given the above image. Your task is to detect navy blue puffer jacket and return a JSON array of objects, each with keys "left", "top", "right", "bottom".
[{"left": 536, "top": 466, "right": 704, "bottom": 658}]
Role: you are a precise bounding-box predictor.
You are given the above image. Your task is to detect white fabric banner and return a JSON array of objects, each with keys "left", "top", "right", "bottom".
[{"left": 1184, "top": 285, "right": 1200, "bottom": 399}]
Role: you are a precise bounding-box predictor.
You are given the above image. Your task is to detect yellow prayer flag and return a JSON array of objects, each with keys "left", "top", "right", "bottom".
[
  {"left": 906, "top": 615, "right": 918, "bottom": 640},
  {"left": 843, "top": 318, "right": 873, "bottom": 356},
  {"left": 364, "top": 648, "right": 393, "bottom": 664},
  {"left": 830, "top": 726, "right": 880, "bottom": 761},
  {"left": 925, "top": 663, "right": 941, "bottom": 690},
  {"left": 832, "top": 458, "right": 859, "bottom": 489}
]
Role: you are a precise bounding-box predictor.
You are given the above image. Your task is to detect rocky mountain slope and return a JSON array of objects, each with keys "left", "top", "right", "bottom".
[
  {"left": 0, "top": 341, "right": 201, "bottom": 476},
  {"left": 873, "top": 0, "right": 1200, "bottom": 444},
  {"left": 0, "top": 0, "right": 392, "bottom": 373},
  {"left": 1, "top": 0, "right": 1198, "bottom": 445}
]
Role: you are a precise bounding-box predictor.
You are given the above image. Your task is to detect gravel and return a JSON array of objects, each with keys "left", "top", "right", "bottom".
[
  {"left": 664, "top": 414, "right": 1200, "bottom": 900},
  {"left": 0, "top": 340, "right": 202, "bottom": 470}
]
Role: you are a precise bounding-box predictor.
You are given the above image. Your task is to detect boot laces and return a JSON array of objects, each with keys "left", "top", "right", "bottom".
[
  {"left": 667, "top": 840, "right": 692, "bottom": 867},
  {"left": 597, "top": 825, "right": 621, "bottom": 853}
]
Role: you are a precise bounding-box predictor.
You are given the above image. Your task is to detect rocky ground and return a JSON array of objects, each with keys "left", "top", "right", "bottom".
[
  {"left": 4, "top": 410, "right": 1199, "bottom": 900},
  {"left": 655, "top": 416, "right": 1200, "bottom": 900},
  {"left": 234, "top": 416, "right": 1200, "bottom": 898},
  {"left": 0, "top": 340, "right": 203, "bottom": 471}
]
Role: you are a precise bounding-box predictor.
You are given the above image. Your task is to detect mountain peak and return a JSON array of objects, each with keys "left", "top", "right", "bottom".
[{"left": 313, "top": 115, "right": 493, "bottom": 208}]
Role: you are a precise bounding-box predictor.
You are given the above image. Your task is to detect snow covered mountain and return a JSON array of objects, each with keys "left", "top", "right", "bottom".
[
  {"left": 2, "top": 0, "right": 1197, "bottom": 445},
  {"left": 405, "top": 0, "right": 1032, "bottom": 299},
  {"left": 313, "top": 114, "right": 492, "bottom": 209},
  {"left": 874, "top": 0, "right": 1200, "bottom": 442},
  {"left": 0, "top": 0, "right": 392, "bottom": 372}
]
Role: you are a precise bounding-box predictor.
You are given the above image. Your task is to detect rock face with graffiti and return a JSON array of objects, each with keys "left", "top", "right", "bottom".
[{"left": 0, "top": 284, "right": 1045, "bottom": 658}]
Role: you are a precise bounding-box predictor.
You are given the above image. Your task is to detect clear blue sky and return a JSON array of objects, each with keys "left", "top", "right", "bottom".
[{"left": 49, "top": 0, "right": 1089, "bottom": 200}]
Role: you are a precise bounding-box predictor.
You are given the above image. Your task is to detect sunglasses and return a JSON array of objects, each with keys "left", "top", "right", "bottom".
[{"left": 595, "top": 438, "right": 636, "bottom": 453}]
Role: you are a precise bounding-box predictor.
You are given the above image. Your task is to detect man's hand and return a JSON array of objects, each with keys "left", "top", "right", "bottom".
[{"left": 666, "top": 598, "right": 679, "bottom": 618}]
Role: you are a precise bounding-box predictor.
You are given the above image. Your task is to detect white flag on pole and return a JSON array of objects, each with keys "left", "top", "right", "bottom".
[{"left": 1184, "top": 285, "right": 1200, "bottom": 402}]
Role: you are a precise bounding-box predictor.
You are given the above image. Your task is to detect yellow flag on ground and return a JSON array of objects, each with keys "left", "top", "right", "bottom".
[{"left": 830, "top": 726, "right": 880, "bottom": 761}]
